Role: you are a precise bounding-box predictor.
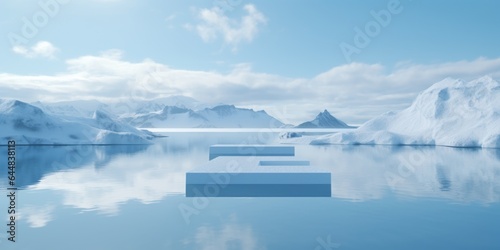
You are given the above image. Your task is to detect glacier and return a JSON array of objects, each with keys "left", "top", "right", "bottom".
[
  {"left": 311, "top": 76, "right": 500, "bottom": 148},
  {"left": 0, "top": 99, "right": 153, "bottom": 145}
]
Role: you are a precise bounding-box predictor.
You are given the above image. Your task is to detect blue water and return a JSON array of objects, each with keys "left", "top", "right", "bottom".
[{"left": 1, "top": 132, "right": 499, "bottom": 249}]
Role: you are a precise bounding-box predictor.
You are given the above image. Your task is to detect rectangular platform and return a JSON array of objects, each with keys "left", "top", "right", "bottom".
[
  {"left": 186, "top": 156, "right": 331, "bottom": 197},
  {"left": 208, "top": 145, "right": 295, "bottom": 160}
]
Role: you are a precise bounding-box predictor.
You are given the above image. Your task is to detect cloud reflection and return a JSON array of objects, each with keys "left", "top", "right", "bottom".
[
  {"left": 21, "top": 205, "right": 54, "bottom": 228},
  {"left": 302, "top": 145, "right": 500, "bottom": 203},
  {"left": 193, "top": 223, "right": 263, "bottom": 250},
  {"left": 32, "top": 150, "right": 187, "bottom": 214}
]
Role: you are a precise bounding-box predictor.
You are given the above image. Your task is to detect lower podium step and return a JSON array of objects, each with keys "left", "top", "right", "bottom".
[
  {"left": 186, "top": 184, "right": 331, "bottom": 197},
  {"left": 186, "top": 155, "right": 331, "bottom": 197}
]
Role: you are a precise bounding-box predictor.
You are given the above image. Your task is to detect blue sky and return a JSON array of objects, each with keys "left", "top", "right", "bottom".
[{"left": 1, "top": 0, "right": 500, "bottom": 124}]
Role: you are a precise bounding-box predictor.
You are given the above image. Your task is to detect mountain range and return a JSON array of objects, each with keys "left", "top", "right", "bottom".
[
  {"left": 34, "top": 98, "right": 350, "bottom": 129},
  {"left": 121, "top": 104, "right": 286, "bottom": 128},
  {"left": 0, "top": 95, "right": 350, "bottom": 144}
]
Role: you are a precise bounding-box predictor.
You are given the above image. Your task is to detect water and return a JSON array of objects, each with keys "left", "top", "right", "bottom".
[{"left": 1, "top": 132, "right": 500, "bottom": 249}]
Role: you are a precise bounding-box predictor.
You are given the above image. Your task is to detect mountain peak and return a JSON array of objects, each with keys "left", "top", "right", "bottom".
[
  {"left": 0, "top": 99, "right": 45, "bottom": 116},
  {"left": 297, "top": 109, "right": 350, "bottom": 128},
  {"left": 92, "top": 109, "right": 112, "bottom": 121},
  {"left": 212, "top": 104, "right": 236, "bottom": 110},
  {"left": 317, "top": 109, "right": 331, "bottom": 117},
  {"left": 161, "top": 105, "right": 190, "bottom": 114}
]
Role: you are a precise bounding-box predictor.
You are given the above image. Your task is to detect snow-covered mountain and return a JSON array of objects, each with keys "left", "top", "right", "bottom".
[
  {"left": 33, "top": 100, "right": 110, "bottom": 118},
  {"left": 125, "top": 104, "right": 285, "bottom": 128},
  {"left": 33, "top": 96, "right": 287, "bottom": 128},
  {"left": 0, "top": 99, "right": 153, "bottom": 145},
  {"left": 33, "top": 96, "right": 205, "bottom": 118},
  {"left": 197, "top": 105, "right": 284, "bottom": 128},
  {"left": 311, "top": 76, "right": 500, "bottom": 148},
  {"left": 109, "top": 95, "right": 208, "bottom": 116},
  {"left": 296, "top": 110, "right": 351, "bottom": 128},
  {"left": 122, "top": 105, "right": 208, "bottom": 128}
]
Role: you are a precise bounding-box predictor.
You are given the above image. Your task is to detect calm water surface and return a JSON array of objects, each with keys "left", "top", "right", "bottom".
[{"left": 1, "top": 132, "right": 499, "bottom": 249}]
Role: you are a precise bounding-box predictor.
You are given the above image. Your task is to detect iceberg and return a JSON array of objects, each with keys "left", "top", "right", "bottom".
[
  {"left": 311, "top": 76, "right": 500, "bottom": 148},
  {"left": 296, "top": 109, "right": 352, "bottom": 128},
  {"left": 0, "top": 99, "right": 153, "bottom": 145}
]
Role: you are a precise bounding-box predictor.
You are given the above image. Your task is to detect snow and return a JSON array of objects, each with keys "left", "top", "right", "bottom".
[
  {"left": 127, "top": 104, "right": 285, "bottom": 128},
  {"left": 34, "top": 96, "right": 287, "bottom": 128},
  {"left": 311, "top": 76, "right": 500, "bottom": 148},
  {"left": 0, "top": 99, "right": 153, "bottom": 145},
  {"left": 296, "top": 109, "right": 351, "bottom": 128},
  {"left": 33, "top": 100, "right": 109, "bottom": 118}
]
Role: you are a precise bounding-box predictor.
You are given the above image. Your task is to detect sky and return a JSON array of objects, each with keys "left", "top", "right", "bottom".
[{"left": 1, "top": 0, "right": 500, "bottom": 124}]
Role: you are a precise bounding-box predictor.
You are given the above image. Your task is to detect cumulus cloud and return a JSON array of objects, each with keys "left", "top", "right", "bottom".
[
  {"left": 192, "top": 4, "right": 266, "bottom": 50},
  {"left": 1, "top": 51, "right": 500, "bottom": 124},
  {"left": 12, "top": 41, "right": 59, "bottom": 59}
]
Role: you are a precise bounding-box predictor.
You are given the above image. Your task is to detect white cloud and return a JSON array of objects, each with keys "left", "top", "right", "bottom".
[
  {"left": 193, "top": 4, "right": 266, "bottom": 50},
  {"left": 165, "top": 14, "right": 177, "bottom": 29},
  {"left": 12, "top": 41, "right": 59, "bottom": 59},
  {"left": 1, "top": 52, "right": 500, "bottom": 124}
]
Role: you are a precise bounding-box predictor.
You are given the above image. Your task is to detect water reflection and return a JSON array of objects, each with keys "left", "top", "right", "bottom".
[
  {"left": 298, "top": 145, "right": 500, "bottom": 203},
  {"left": 193, "top": 223, "right": 262, "bottom": 250},
  {"left": 436, "top": 165, "right": 451, "bottom": 191},
  {"left": 22, "top": 205, "right": 54, "bottom": 228},
  {"left": 1, "top": 133, "right": 500, "bottom": 231},
  {"left": 0, "top": 145, "right": 149, "bottom": 188}
]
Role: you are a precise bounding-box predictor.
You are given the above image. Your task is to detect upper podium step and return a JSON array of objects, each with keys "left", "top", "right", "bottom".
[{"left": 209, "top": 145, "right": 295, "bottom": 160}]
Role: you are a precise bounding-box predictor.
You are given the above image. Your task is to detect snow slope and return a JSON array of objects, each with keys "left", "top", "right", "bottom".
[
  {"left": 34, "top": 96, "right": 287, "bottom": 128},
  {"left": 311, "top": 76, "right": 500, "bottom": 148},
  {"left": 33, "top": 100, "right": 110, "bottom": 118},
  {"left": 296, "top": 110, "right": 351, "bottom": 128},
  {"left": 109, "top": 95, "right": 207, "bottom": 116},
  {"left": 197, "top": 105, "right": 284, "bottom": 128},
  {"left": 123, "top": 105, "right": 209, "bottom": 128},
  {"left": 126, "top": 104, "right": 285, "bottom": 128},
  {"left": 0, "top": 99, "right": 153, "bottom": 145}
]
